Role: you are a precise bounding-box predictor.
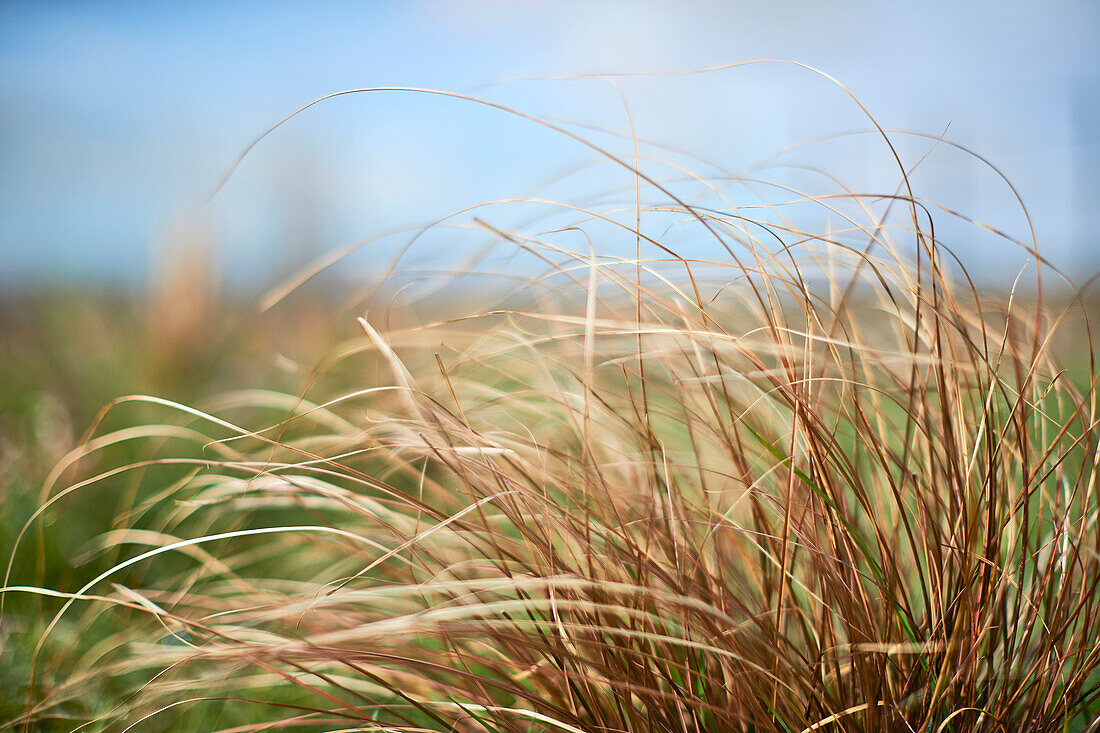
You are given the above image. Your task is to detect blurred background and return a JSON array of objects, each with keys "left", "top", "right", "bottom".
[
  {"left": 3, "top": 0, "right": 1099, "bottom": 289},
  {"left": 1, "top": 0, "right": 1099, "bottom": 447}
]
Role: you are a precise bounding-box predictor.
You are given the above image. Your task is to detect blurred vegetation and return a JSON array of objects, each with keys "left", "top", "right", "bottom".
[{"left": 0, "top": 284, "right": 348, "bottom": 725}]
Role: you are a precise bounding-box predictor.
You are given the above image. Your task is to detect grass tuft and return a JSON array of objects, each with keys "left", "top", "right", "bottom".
[{"left": 7, "top": 68, "right": 1100, "bottom": 731}]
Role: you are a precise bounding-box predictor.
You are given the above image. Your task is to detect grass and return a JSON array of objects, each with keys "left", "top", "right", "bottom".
[{"left": 5, "top": 69, "right": 1100, "bottom": 731}]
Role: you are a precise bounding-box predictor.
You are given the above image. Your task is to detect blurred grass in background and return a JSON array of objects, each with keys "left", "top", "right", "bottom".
[{"left": 0, "top": 261, "right": 345, "bottom": 723}]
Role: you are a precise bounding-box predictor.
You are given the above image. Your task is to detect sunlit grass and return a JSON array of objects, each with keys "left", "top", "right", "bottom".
[{"left": 6, "top": 67, "right": 1100, "bottom": 731}]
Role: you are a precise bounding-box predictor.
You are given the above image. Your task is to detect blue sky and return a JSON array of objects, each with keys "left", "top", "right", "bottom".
[{"left": 2, "top": 1, "right": 1098, "bottom": 289}]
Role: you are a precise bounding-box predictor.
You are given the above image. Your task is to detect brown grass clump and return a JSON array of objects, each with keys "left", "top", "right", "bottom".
[{"left": 6, "top": 66, "right": 1100, "bottom": 731}]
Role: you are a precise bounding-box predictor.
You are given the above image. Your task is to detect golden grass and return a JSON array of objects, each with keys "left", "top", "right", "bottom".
[{"left": 6, "top": 65, "right": 1100, "bottom": 731}]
